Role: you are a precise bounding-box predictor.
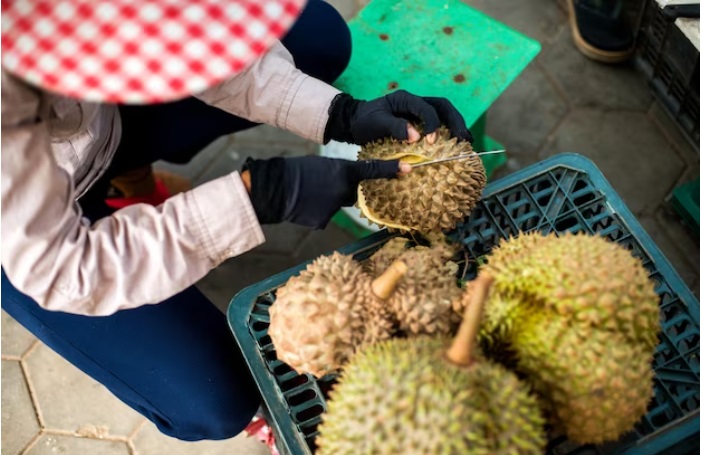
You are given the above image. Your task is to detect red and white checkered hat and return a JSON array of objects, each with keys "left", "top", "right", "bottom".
[{"left": 1, "top": 0, "right": 306, "bottom": 104}]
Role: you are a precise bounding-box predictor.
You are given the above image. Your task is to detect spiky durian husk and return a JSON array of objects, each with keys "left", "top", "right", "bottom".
[
  {"left": 459, "top": 232, "right": 660, "bottom": 444},
  {"left": 390, "top": 246, "right": 463, "bottom": 335},
  {"left": 363, "top": 236, "right": 463, "bottom": 335},
  {"left": 357, "top": 127, "right": 486, "bottom": 233},
  {"left": 470, "top": 232, "right": 660, "bottom": 350},
  {"left": 512, "top": 318, "right": 654, "bottom": 444},
  {"left": 316, "top": 337, "right": 546, "bottom": 455},
  {"left": 268, "top": 253, "right": 392, "bottom": 377},
  {"left": 362, "top": 238, "right": 416, "bottom": 276}
]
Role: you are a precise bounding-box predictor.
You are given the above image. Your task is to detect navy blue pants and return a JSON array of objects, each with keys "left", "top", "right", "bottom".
[{"left": 1, "top": 0, "right": 350, "bottom": 442}]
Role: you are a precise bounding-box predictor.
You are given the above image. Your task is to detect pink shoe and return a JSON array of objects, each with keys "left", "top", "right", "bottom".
[{"left": 244, "top": 415, "right": 280, "bottom": 455}]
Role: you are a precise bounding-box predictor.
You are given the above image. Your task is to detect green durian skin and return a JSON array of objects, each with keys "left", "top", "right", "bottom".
[
  {"left": 316, "top": 336, "right": 546, "bottom": 455},
  {"left": 469, "top": 232, "right": 660, "bottom": 444}
]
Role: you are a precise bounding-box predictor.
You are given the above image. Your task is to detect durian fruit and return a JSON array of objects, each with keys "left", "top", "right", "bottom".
[
  {"left": 390, "top": 242, "right": 464, "bottom": 335},
  {"left": 476, "top": 231, "right": 660, "bottom": 350},
  {"left": 362, "top": 237, "right": 416, "bottom": 276},
  {"left": 513, "top": 317, "right": 654, "bottom": 444},
  {"left": 364, "top": 234, "right": 464, "bottom": 336},
  {"left": 461, "top": 231, "right": 660, "bottom": 444},
  {"left": 356, "top": 126, "right": 487, "bottom": 233},
  {"left": 268, "top": 253, "right": 405, "bottom": 378},
  {"left": 316, "top": 274, "right": 546, "bottom": 455}
]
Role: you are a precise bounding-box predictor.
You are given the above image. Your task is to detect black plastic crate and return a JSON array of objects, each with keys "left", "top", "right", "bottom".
[
  {"left": 635, "top": 0, "right": 700, "bottom": 151},
  {"left": 228, "top": 153, "right": 700, "bottom": 455}
]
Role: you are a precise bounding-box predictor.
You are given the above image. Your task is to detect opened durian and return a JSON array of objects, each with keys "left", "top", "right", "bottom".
[
  {"left": 461, "top": 231, "right": 660, "bottom": 444},
  {"left": 268, "top": 252, "right": 405, "bottom": 378},
  {"left": 316, "top": 274, "right": 546, "bottom": 455},
  {"left": 357, "top": 126, "right": 486, "bottom": 233}
]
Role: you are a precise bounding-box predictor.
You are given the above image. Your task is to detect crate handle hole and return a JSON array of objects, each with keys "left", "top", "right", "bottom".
[{"left": 296, "top": 404, "right": 325, "bottom": 423}]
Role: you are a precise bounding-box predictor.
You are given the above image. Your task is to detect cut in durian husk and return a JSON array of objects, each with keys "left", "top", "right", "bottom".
[
  {"left": 356, "top": 126, "right": 487, "bottom": 233},
  {"left": 316, "top": 274, "right": 547, "bottom": 455},
  {"left": 268, "top": 253, "right": 405, "bottom": 378}
]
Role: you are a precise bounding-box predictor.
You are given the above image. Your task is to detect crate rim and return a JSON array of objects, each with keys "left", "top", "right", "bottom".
[{"left": 227, "top": 152, "right": 700, "bottom": 455}]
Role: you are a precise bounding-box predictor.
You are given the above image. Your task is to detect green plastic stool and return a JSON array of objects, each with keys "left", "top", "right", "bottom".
[
  {"left": 671, "top": 177, "right": 700, "bottom": 235},
  {"left": 330, "top": 0, "right": 541, "bottom": 237}
]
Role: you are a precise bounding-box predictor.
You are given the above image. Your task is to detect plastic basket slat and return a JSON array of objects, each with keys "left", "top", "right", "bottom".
[{"left": 228, "top": 153, "right": 700, "bottom": 455}]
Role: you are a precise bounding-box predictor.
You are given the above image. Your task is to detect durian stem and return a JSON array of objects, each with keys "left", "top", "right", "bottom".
[
  {"left": 371, "top": 260, "right": 408, "bottom": 300},
  {"left": 446, "top": 273, "right": 494, "bottom": 367}
]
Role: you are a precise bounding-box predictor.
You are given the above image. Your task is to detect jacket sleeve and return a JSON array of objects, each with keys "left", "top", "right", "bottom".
[
  {"left": 1, "top": 71, "right": 265, "bottom": 316},
  {"left": 194, "top": 40, "right": 342, "bottom": 143}
]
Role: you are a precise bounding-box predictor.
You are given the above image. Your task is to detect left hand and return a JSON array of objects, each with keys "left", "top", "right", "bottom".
[
  {"left": 242, "top": 156, "right": 411, "bottom": 229},
  {"left": 323, "top": 90, "right": 474, "bottom": 146}
]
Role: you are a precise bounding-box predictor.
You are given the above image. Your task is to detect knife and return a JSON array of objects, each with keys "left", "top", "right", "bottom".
[{"left": 410, "top": 150, "right": 506, "bottom": 169}]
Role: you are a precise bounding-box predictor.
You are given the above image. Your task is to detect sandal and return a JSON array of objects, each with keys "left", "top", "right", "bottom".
[
  {"left": 244, "top": 414, "right": 280, "bottom": 455},
  {"left": 567, "top": 0, "right": 635, "bottom": 63},
  {"left": 105, "top": 167, "right": 192, "bottom": 209}
]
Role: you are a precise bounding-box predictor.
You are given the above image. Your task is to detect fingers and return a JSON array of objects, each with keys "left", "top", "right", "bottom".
[
  {"left": 385, "top": 90, "right": 442, "bottom": 135},
  {"left": 421, "top": 96, "right": 473, "bottom": 142},
  {"left": 407, "top": 124, "right": 421, "bottom": 142},
  {"left": 351, "top": 159, "right": 412, "bottom": 182}
]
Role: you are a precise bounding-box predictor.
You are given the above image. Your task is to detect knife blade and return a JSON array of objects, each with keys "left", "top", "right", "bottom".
[{"left": 410, "top": 150, "right": 506, "bottom": 169}]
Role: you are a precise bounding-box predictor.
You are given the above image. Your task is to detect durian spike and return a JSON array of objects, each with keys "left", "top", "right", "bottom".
[
  {"left": 371, "top": 259, "right": 408, "bottom": 300},
  {"left": 446, "top": 273, "right": 494, "bottom": 367}
]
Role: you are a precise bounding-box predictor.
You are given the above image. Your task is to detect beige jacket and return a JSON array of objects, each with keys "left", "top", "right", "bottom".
[{"left": 1, "top": 41, "right": 341, "bottom": 316}]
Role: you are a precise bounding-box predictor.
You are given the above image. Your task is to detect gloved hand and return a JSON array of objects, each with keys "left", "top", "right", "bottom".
[
  {"left": 242, "top": 156, "right": 409, "bottom": 229},
  {"left": 323, "top": 90, "right": 473, "bottom": 145}
]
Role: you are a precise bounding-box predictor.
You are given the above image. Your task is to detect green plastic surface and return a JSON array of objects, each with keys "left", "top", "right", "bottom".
[
  {"left": 334, "top": 0, "right": 541, "bottom": 130},
  {"left": 671, "top": 177, "right": 700, "bottom": 234}
]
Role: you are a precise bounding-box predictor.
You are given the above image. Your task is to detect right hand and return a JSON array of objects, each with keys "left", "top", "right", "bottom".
[{"left": 323, "top": 90, "right": 474, "bottom": 145}]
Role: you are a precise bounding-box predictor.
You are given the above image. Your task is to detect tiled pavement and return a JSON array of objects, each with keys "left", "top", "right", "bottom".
[{"left": 3, "top": 0, "right": 699, "bottom": 454}]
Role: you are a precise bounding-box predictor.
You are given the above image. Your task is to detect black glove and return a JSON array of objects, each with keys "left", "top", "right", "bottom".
[
  {"left": 243, "top": 156, "right": 402, "bottom": 229},
  {"left": 323, "top": 90, "right": 473, "bottom": 145}
]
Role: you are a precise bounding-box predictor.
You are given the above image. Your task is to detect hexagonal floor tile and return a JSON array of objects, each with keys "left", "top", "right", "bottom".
[
  {"left": 464, "top": 0, "right": 567, "bottom": 44},
  {"left": 196, "top": 223, "right": 355, "bottom": 312},
  {"left": 487, "top": 61, "right": 569, "bottom": 157},
  {"left": 2, "top": 360, "right": 40, "bottom": 455},
  {"left": 153, "top": 134, "right": 237, "bottom": 183},
  {"left": 194, "top": 141, "right": 313, "bottom": 188},
  {"left": 24, "top": 345, "right": 144, "bottom": 438},
  {"left": 132, "top": 420, "right": 269, "bottom": 455},
  {"left": 197, "top": 253, "right": 302, "bottom": 312},
  {"left": 26, "top": 434, "right": 129, "bottom": 455},
  {"left": 538, "top": 108, "right": 685, "bottom": 215},
  {"left": 232, "top": 124, "right": 312, "bottom": 148},
  {"left": 292, "top": 223, "right": 356, "bottom": 261},
  {"left": 326, "top": 0, "right": 363, "bottom": 20},
  {"left": 255, "top": 223, "right": 313, "bottom": 256},
  {"left": 540, "top": 27, "right": 653, "bottom": 110},
  {"left": 2, "top": 310, "right": 37, "bottom": 358},
  {"left": 640, "top": 216, "right": 698, "bottom": 291},
  {"left": 640, "top": 207, "right": 700, "bottom": 291}
]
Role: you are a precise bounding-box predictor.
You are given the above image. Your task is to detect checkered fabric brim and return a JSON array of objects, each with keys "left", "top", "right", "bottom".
[{"left": 1, "top": 0, "right": 306, "bottom": 103}]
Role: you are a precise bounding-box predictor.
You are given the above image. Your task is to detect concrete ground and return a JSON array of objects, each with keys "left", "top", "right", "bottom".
[{"left": 3, "top": 0, "right": 699, "bottom": 454}]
